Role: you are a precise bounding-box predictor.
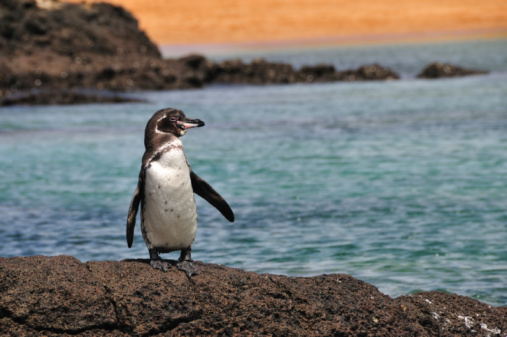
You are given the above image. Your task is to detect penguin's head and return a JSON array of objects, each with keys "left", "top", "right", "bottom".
[{"left": 148, "top": 108, "right": 205, "bottom": 139}]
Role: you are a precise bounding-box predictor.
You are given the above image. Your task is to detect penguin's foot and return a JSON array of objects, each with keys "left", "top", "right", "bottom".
[
  {"left": 177, "top": 260, "right": 200, "bottom": 278},
  {"left": 148, "top": 249, "right": 170, "bottom": 272},
  {"left": 150, "top": 259, "right": 171, "bottom": 272}
]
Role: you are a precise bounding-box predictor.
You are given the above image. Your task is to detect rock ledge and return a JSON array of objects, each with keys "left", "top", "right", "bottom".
[{"left": 1, "top": 255, "right": 505, "bottom": 336}]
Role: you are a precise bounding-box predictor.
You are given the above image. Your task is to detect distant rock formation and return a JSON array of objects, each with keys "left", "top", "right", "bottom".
[
  {"left": 183, "top": 56, "right": 400, "bottom": 86},
  {"left": 417, "top": 62, "right": 489, "bottom": 79},
  {"left": 1, "top": 255, "right": 505, "bottom": 336},
  {"left": 0, "top": 0, "right": 400, "bottom": 105},
  {"left": 0, "top": 0, "right": 490, "bottom": 106}
]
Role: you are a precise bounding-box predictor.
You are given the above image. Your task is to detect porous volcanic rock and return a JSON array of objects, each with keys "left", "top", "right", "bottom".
[
  {"left": 0, "top": 255, "right": 505, "bottom": 336},
  {"left": 417, "top": 62, "right": 489, "bottom": 79}
]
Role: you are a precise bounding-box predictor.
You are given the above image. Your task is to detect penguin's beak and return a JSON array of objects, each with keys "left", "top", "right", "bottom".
[{"left": 179, "top": 118, "right": 205, "bottom": 130}]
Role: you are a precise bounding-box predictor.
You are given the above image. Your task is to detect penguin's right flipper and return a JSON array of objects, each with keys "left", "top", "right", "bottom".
[{"left": 126, "top": 178, "right": 142, "bottom": 248}]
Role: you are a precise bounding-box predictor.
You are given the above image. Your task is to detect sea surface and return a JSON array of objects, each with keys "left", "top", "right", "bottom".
[{"left": 1, "top": 39, "right": 506, "bottom": 306}]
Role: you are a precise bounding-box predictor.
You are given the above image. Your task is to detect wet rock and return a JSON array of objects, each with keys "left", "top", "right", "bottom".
[
  {"left": 0, "top": 255, "right": 505, "bottom": 336},
  {"left": 417, "top": 62, "right": 489, "bottom": 79}
]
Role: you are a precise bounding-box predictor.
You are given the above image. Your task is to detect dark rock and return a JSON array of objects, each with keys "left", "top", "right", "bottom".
[
  {"left": 211, "top": 58, "right": 298, "bottom": 84},
  {"left": 356, "top": 64, "right": 401, "bottom": 80},
  {"left": 0, "top": 255, "right": 505, "bottom": 336},
  {"left": 299, "top": 63, "right": 337, "bottom": 82},
  {"left": 417, "top": 62, "right": 489, "bottom": 79},
  {"left": 179, "top": 54, "right": 208, "bottom": 70},
  {"left": 337, "top": 63, "right": 401, "bottom": 81},
  {"left": 0, "top": 90, "right": 145, "bottom": 106},
  {"left": 298, "top": 63, "right": 400, "bottom": 82},
  {"left": 0, "top": 0, "right": 160, "bottom": 59},
  {"left": 0, "top": 0, "right": 163, "bottom": 93}
]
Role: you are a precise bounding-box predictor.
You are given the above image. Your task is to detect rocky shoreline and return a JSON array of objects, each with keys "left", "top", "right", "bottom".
[
  {"left": 1, "top": 255, "right": 505, "bottom": 336},
  {"left": 0, "top": 0, "right": 489, "bottom": 106}
]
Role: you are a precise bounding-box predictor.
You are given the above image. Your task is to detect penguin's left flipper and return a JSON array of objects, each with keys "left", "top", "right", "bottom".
[
  {"left": 190, "top": 171, "right": 235, "bottom": 222},
  {"left": 126, "top": 176, "right": 143, "bottom": 248}
]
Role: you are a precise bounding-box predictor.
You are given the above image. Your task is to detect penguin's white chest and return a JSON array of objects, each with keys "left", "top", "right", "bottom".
[{"left": 142, "top": 147, "right": 197, "bottom": 252}]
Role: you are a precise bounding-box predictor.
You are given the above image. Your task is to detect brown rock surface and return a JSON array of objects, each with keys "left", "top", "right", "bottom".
[{"left": 0, "top": 255, "right": 505, "bottom": 336}]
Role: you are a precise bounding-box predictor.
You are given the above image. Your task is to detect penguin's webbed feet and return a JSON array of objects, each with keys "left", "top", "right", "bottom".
[
  {"left": 177, "top": 248, "right": 199, "bottom": 278},
  {"left": 150, "top": 259, "right": 171, "bottom": 272},
  {"left": 177, "top": 260, "right": 200, "bottom": 278},
  {"left": 148, "top": 248, "right": 171, "bottom": 272}
]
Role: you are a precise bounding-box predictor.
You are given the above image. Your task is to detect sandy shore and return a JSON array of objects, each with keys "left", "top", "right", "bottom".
[{"left": 64, "top": 0, "right": 507, "bottom": 48}]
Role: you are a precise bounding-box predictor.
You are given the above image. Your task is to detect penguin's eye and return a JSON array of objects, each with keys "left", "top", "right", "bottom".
[{"left": 169, "top": 116, "right": 179, "bottom": 122}]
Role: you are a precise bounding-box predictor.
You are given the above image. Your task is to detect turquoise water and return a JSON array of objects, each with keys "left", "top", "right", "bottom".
[{"left": 1, "top": 39, "right": 506, "bottom": 306}]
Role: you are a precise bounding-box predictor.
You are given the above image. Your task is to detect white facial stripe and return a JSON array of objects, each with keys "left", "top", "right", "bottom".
[{"left": 154, "top": 116, "right": 166, "bottom": 134}]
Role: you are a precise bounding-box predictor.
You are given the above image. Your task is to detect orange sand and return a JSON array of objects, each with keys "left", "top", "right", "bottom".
[{"left": 64, "top": 0, "right": 507, "bottom": 46}]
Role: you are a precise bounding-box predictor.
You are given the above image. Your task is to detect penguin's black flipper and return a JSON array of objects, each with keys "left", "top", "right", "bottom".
[
  {"left": 190, "top": 171, "right": 235, "bottom": 222},
  {"left": 127, "top": 173, "right": 143, "bottom": 248}
]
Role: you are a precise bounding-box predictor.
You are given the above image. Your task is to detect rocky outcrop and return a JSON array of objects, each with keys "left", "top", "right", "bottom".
[
  {"left": 300, "top": 63, "right": 391, "bottom": 83},
  {"left": 0, "top": 0, "right": 160, "bottom": 59},
  {"left": 417, "top": 62, "right": 489, "bottom": 79},
  {"left": 0, "top": 0, "right": 401, "bottom": 105},
  {"left": 0, "top": 0, "right": 491, "bottom": 106},
  {"left": 0, "top": 255, "right": 505, "bottom": 336},
  {"left": 0, "top": 0, "right": 171, "bottom": 93},
  {"left": 178, "top": 57, "right": 400, "bottom": 87}
]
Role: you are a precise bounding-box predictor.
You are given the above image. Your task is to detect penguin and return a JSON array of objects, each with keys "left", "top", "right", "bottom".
[{"left": 126, "top": 108, "right": 234, "bottom": 277}]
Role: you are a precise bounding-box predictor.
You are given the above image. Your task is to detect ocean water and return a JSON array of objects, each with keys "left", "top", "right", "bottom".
[{"left": 1, "top": 39, "right": 506, "bottom": 306}]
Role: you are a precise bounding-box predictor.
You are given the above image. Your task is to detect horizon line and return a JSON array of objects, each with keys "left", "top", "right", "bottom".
[{"left": 159, "top": 27, "right": 507, "bottom": 57}]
